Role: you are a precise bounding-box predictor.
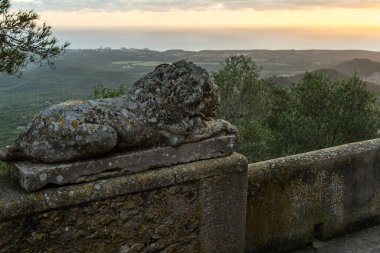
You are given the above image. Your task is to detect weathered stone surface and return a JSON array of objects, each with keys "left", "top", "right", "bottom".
[
  {"left": 245, "top": 138, "right": 380, "bottom": 253},
  {"left": 199, "top": 168, "right": 247, "bottom": 252},
  {"left": 0, "top": 153, "right": 248, "bottom": 253},
  {"left": 7, "top": 135, "right": 236, "bottom": 192},
  {"left": 0, "top": 60, "right": 237, "bottom": 163},
  {"left": 291, "top": 224, "right": 380, "bottom": 252},
  {"left": 0, "top": 182, "right": 201, "bottom": 253},
  {"left": 0, "top": 153, "right": 247, "bottom": 220}
]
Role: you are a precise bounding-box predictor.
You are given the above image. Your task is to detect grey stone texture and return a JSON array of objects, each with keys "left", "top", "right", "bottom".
[
  {"left": 7, "top": 135, "right": 236, "bottom": 192},
  {"left": 313, "top": 224, "right": 380, "bottom": 253},
  {"left": 200, "top": 169, "right": 247, "bottom": 253},
  {"left": 245, "top": 138, "right": 380, "bottom": 253},
  {"left": 291, "top": 224, "right": 380, "bottom": 252},
  {"left": 0, "top": 60, "right": 237, "bottom": 163},
  {"left": 0, "top": 153, "right": 248, "bottom": 253},
  {"left": 0, "top": 183, "right": 200, "bottom": 253}
]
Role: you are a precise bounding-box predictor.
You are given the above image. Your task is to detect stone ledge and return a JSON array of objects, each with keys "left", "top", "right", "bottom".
[
  {"left": 248, "top": 138, "right": 380, "bottom": 176},
  {"left": 0, "top": 152, "right": 247, "bottom": 221},
  {"left": 7, "top": 135, "right": 236, "bottom": 192}
]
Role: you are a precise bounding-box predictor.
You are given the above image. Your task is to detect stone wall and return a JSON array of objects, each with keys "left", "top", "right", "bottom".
[
  {"left": 3, "top": 137, "right": 380, "bottom": 253},
  {"left": 245, "top": 138, "right": 380, "bottom": 253},
  {"left": 0, "top": 153, "right": 247, "bottom": 253}
]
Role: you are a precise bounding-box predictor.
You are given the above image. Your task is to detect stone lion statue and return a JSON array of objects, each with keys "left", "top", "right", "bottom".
[{"left": 0, "top": 60, "right": 237, "bottom": 163}]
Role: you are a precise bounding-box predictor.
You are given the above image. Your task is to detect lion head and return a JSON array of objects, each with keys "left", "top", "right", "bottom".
[{"left": 131, "top": 60, "right": 220, "bottom": 123}]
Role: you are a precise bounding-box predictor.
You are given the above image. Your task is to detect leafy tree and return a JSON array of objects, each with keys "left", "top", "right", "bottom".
[
  {"left": 212, "top": 55, "right": 271, "bottom": 125},
  {"left": 89, "top": 82, "right": 128, "bottom": 99},
  {"left": 236, "top": 120, "right": 275, "bottom": 162},
  {"left": 267, "top": 72, "right": 379, "bottom": 156},
  {"left": 0, "top": 0, "right": 69, "bottom": 76},
  {"left": 212, "top": 55, "right": 274, "bottom": 162},
  {"left": 214, "top": 56, "right": 380, "bottom": 162}
]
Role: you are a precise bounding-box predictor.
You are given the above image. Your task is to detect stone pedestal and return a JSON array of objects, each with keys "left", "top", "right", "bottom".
[
  {"left": 0, "top": 153, "right": 247, "bottom": 253},
  {"left": 7, "top": 136, "right": 235, "bottom": 192}
]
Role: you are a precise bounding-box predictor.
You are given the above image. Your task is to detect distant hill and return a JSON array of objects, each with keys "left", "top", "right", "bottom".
[
  {"left": 334, "top": 58, "right": 380, "bottom": 76},
  {"left": 334, "top": 58, "right": 380, "bottom": 85},
  {"left": 270, "top": 68, "right": 349, "bottom": 86},
  {"left": 270, "top": 68, "right": 380, "bottom": 96}
]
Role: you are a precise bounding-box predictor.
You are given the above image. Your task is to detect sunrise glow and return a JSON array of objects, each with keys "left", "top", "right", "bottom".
[
  {"left": 10, "top": 1, "right": 380, "bottom": 50},
  {"left": 35, "top": 7, "right": 380, "bottom": 32}
]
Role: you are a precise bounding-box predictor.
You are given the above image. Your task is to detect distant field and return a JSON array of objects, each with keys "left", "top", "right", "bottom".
[
  {"left": 112, "top": 61, "right": 165, "bottom": 67},
  {"left": 112, "top": 61, "right": 220, "bottom": 68}
]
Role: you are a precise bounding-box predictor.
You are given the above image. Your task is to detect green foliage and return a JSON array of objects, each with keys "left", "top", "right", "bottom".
[
  {"left": 236, "top": 120, "right": 275, "bottom": 162},
  {"left": 212, "top": 55, "right": 274, "bottom": 161},
  {"left": 214, "top": 55, "right": 380, "bottom": 162},
  {"left": 89, "top": 82, "right": 128, "bottom": 99},
  {"left": 0, "top": 161, "right": 5, "bottom": 171},
  {"left": 0, "top": 0, "right": 69, "bottom": 76},
  {"left": 268, "top": 73, "right": 379, "bottom": 155},
  {"left": 212, "top": 55, "right": 271, "bottom": 125}
]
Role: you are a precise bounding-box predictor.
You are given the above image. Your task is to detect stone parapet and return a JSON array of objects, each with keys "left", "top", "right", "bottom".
[
  {"left": 245, "top": 138, "right": 380, "bottom": 253},
  {"left": 0, "top": 153, "right": 247, "bottom": 252}
]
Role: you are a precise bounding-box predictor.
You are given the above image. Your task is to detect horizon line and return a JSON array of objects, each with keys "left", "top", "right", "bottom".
[{"left": 65, "top": 48, "right": 380, "bottom": 53}]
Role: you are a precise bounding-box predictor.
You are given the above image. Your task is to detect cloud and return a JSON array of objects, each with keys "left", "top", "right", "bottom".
[{"left": 11, "top": 0, "right": 380, "bottom": 12}]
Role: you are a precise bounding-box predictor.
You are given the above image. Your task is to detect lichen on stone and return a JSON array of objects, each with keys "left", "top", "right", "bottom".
[{"left": 0, "top": 60, "right": 237, "bottom": 163}]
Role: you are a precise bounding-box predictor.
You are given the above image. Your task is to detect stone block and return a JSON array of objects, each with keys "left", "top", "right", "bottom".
[{"left": 7, "top": 135, "right": 235, "bottom": 192}]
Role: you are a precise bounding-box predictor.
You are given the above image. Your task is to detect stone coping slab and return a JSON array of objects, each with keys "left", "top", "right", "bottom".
[
  {"left": 0, "top": 152, "right": 247, "bottom": 222},
  {"left": 248, "top": 138, "right": 380, "bottom": 175},
  {"left": 7, "top": 135, "right": 235, "bottom": 192}
]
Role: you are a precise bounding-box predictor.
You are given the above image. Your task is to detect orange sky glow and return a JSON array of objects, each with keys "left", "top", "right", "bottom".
[
  {"left": 37, "top": 7, "right": 380, "bottom": 32},
  {"left": 11, "top": 1, "right": 380, "bottom": 50}
]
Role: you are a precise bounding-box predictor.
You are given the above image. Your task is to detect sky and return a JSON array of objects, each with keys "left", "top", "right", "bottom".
[{"left": 10, "top": 0, "right": 380, "bottom": 51}]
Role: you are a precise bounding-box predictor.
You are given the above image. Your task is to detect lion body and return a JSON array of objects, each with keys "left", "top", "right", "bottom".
[{"left": 0, "top": 60, "right": 237, "bottom": 163}]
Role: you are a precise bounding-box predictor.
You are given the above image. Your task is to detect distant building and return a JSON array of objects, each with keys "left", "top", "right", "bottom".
[{"left": 96, "top": 47, "right": 112, "bottom": 51}]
